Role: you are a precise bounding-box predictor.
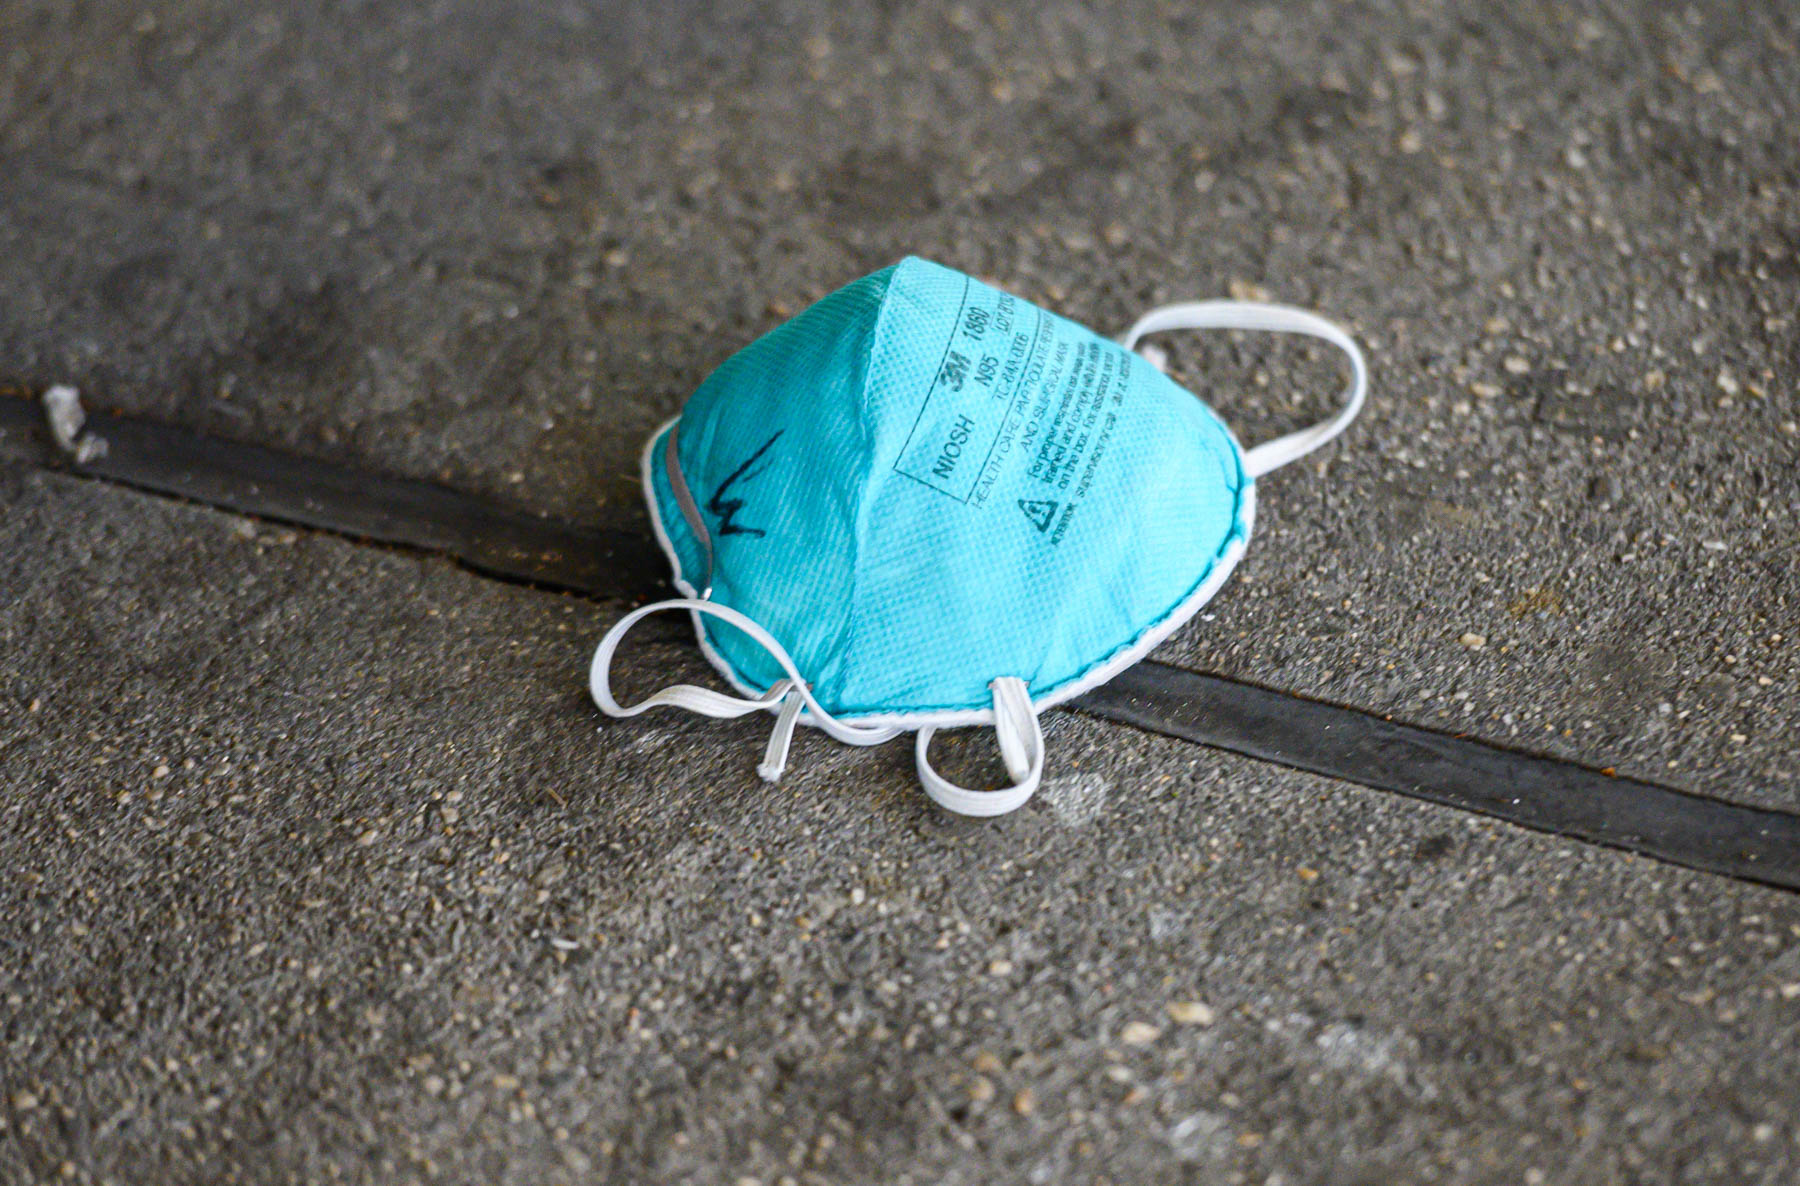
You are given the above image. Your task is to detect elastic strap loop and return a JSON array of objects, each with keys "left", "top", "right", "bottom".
[
  {"left": 915, "top": 677, "right": 1045, "bottom": 818},
  {"left": 757, "top": 689, "right": 807, "bottom": 783},
  {"left": 590, "top": 598, "right": 901, "bottom": 781},
  {"left": 1121, "top": 300, "right": 1368, "bottom": 478}
]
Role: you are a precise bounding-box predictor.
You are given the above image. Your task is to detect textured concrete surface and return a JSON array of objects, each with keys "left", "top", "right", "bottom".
[
  {"left": 5, "top": 472, "right": 1800, "bottom": 1186},
  {"left": 3, "top": 0, "right": 1800, "bottom": 1181},
  {"left": 3, "top": 0, "right": 1796, "bottom": 807}
]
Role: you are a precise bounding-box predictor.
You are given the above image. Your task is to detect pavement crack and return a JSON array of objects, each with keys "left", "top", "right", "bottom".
[{"left": 4, "top": 391, "right": 1795, "bottom": 891}]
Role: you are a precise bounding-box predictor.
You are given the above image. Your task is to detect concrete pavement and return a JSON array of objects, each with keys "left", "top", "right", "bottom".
[{"left": 2, "top": 0, "right": 1798, "bottom": 1181}]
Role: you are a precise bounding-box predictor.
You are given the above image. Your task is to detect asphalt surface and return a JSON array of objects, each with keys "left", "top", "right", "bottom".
[
  {"left": 7, "top": 471, "right": 1800, "bottom": 1186},
  {"left": 2, "top": 0, "right": 1799, "bottom": 1182}
]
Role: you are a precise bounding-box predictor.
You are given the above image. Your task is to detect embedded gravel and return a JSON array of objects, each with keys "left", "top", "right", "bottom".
[
  {"left": 3, "top": 0, "right": 1799, "bottom": 1181},
  {"left": 4, "top": 473, "right": 1800, "bottom": 1185}
]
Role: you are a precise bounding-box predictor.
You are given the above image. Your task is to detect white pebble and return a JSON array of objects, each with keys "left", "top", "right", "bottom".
[
  {"left": 1121, "top": 1021, "right": 1162, "bottom": 1046},
  {"left": 1167, "top": 1001, "right": 1217, "bottom": 1026}
]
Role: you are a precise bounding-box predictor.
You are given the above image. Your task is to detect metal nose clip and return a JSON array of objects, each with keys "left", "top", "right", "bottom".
[{"left": 663, "top": 422, "right": 715, "bottom": 599}]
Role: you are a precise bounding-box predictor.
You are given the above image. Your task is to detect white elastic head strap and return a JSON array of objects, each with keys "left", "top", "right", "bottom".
[
  {"left": 589, "top": 597, "right": 901, "bottom": 783},
  {"left": 593, "top": 599, "right": 1045, "bottom": 814},
  {"left": 914, "top": 677, "right": 1044, "bottom": 817},
  {"left": 1120, "top": 300, "right": 1367, "bottom": 478}
]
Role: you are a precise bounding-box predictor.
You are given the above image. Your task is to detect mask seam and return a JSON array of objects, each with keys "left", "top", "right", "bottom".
[{"left": 830, "top": 257, "right": 912, "bottom": 712}]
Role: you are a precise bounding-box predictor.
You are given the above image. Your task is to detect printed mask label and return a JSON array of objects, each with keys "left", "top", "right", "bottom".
[{"left": 892, "top": 276, "right": 1131, "bottom": 545}]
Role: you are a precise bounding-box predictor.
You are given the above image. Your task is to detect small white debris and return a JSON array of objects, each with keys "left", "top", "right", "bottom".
[
  {"left": 1502, "top": 355, "right": 1531, "bottom": 375},
  {"left": 1459, "top": 632, "right": 1487, "bottom": 650},
  {"left": 42, "top": 385, "right": 109, "bottom": 464},
  {"left": 1121, "top": 1021, "right": 1162, "bottom": 1046},
  {"left": 1227, "top": 279, "right": 1272, "bottom": 302},
  {"left": 1167, "top": 1001, "right": 1217, "bottom": 1026}
]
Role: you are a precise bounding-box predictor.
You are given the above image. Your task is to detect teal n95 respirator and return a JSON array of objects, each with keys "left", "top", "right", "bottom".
[{"left": 590, "top": 257, "right": 1366, "bottom": 817}]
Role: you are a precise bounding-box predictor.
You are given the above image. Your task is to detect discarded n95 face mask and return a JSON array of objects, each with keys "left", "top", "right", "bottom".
[{"left": 590, "top": 256, "right": 1367, "bottom": 817}]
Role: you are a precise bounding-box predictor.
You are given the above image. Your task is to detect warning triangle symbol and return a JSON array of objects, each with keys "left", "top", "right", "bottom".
[{"left": 1018, "top": 498, "right": 1058, "bottom": 533}]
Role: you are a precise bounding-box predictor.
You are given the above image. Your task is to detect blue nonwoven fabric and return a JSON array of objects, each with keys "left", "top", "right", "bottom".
[{"left": 644, "top": 256, "right": 1251, "bottom": 720}]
